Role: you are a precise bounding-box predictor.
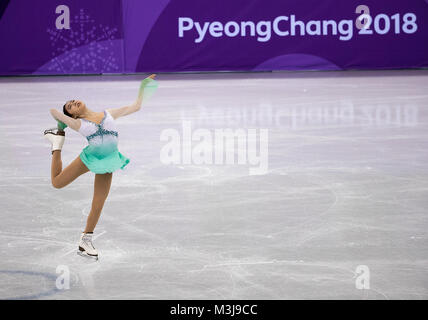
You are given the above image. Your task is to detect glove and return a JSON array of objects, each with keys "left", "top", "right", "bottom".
[
  {"left": 138, "top": 78, "right": 158, "bottom": 101},
  {"left": 57, "top": 120, "right": 68, "bottom": 131}
]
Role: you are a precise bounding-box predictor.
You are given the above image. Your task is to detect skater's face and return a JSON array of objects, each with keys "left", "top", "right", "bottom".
[{"left": 64, "top": 100, "right": 86, "bottom": 119}]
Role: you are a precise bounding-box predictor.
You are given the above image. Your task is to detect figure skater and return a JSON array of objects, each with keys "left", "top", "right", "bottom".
[{"left": 43, "top": 74, "right": 157, "bottom": 260}]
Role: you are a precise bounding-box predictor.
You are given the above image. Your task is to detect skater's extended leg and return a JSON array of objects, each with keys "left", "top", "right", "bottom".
[
  {"left": 51, "top": 150, "right": 62, "bottom": 178},
  {"left": 84, "top": 173, "right": 113, "bottom": 233},
  {"left": 45, "top": 128, "right": 89, "bottom": 188},
  {"left": 51, "top": 153, "right": 89, "bottom": 189}
]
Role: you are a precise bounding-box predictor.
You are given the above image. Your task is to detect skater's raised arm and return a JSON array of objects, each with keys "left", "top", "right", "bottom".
[
  {"left": 107, "top": 74, "right": 157, "bottom": 120},
  {"left": 50, "top": 108, "right": 81, "bottom": 131}
]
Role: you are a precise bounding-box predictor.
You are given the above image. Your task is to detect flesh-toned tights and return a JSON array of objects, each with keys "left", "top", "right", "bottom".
[{"left": 51, "top": 150, "right": 112, "bottom": 233}]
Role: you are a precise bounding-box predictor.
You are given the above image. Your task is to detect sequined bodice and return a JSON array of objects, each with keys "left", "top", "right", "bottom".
[{"left": 79, "top": 110, "right": 119, "bottom": 147}]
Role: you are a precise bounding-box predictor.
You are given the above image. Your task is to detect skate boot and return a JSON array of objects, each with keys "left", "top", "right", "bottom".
[
  {"left": 43, "top": 128, "right": 65, "bottom": 154},
  {"left": 77, "top": 232, "right": 98, "bottom": 260}
]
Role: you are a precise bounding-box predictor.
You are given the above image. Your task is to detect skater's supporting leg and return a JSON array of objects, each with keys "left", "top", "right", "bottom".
[
  {"left": 51, "top": 153, "right": 89, "bottom": 189},
  {"left": 78, "top": 232, "right": 98, "bottom": 259},
  {"left": 84, "top": 173, "right": 113, "bottom": 233}
]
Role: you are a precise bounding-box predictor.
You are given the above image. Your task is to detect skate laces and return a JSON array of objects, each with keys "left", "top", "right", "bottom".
[{"left": 82, "top": 234, "right": 95, "bottom": 249}]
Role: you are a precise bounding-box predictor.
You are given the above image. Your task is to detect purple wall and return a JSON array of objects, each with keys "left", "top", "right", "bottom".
[{"left": 0, "top": 0, "right": 427, "bottom": 75}]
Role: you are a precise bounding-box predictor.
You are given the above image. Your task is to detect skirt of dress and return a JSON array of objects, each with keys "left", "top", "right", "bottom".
[{"left": 79, "top": 144, "right": 130, "bottom": 174}]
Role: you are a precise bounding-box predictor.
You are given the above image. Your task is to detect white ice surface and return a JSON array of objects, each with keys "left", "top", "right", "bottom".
[{"left": 0, "top": 70, "right": 427, "bottom": 299}]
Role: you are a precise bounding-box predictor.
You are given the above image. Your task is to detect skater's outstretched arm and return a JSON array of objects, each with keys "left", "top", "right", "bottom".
[
  {"left": 50, "top": 108, "right": 81, "bottom": 131},
  {"left": 107, "top": 74, "right": 157, "bottom": 120}
]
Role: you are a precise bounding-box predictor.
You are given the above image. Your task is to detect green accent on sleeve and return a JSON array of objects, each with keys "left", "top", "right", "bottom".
[
  {"left": 138, "top": 78, "right": 158, "bottom": 102},
  {"left": 57, "top": 121, "right": 68, "bottom": 130}
]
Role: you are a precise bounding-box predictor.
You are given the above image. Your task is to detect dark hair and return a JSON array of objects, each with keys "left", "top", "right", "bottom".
[{"left": 63, "top": 101, "right": 73, "bottom": 118}]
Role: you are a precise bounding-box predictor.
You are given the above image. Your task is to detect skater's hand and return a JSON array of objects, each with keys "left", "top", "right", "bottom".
[
  {"left": 107, "top": 75, "right": 158, "bottom": 120},
  {"left": 57, "top": 120, "right": 68, "bottom": 131},
  {"left": 136, "top": 74, "right": 158, "bottom": 105},
  {"left": 139, "top": 74, "right": 157, "bottom": 93}
]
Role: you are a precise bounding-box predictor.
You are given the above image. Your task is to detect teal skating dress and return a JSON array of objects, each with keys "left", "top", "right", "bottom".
[{"left": 78, "top": 110, "right": 129, "bottom": 174}]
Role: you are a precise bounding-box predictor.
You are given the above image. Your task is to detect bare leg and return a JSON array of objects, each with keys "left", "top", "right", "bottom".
[
  {"left": 51, "top": 151, "right": 89, "bottom": 189},
  {"left": 84, "top": 173, "right": 113, "bottom": 233}
]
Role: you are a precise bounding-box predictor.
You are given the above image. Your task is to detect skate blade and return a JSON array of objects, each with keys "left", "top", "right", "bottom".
[
  {"left": 44, "top": 128, "right": 65, "bottom": 136},
  {"left": 77, "top": 250, "right": 99, "bottom": 261}
]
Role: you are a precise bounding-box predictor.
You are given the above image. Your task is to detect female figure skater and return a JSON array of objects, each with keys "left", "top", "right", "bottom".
[{"left": 43, "top": 74, "right": 157, "bottom": 260}]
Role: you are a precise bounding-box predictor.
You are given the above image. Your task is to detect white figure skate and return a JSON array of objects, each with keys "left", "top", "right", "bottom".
[
  {"left": 77, "top": 233, "right": 99, "bottom": 261},
  {"left": 43, "top": 128, "right": 65, "bottom": 154}
]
